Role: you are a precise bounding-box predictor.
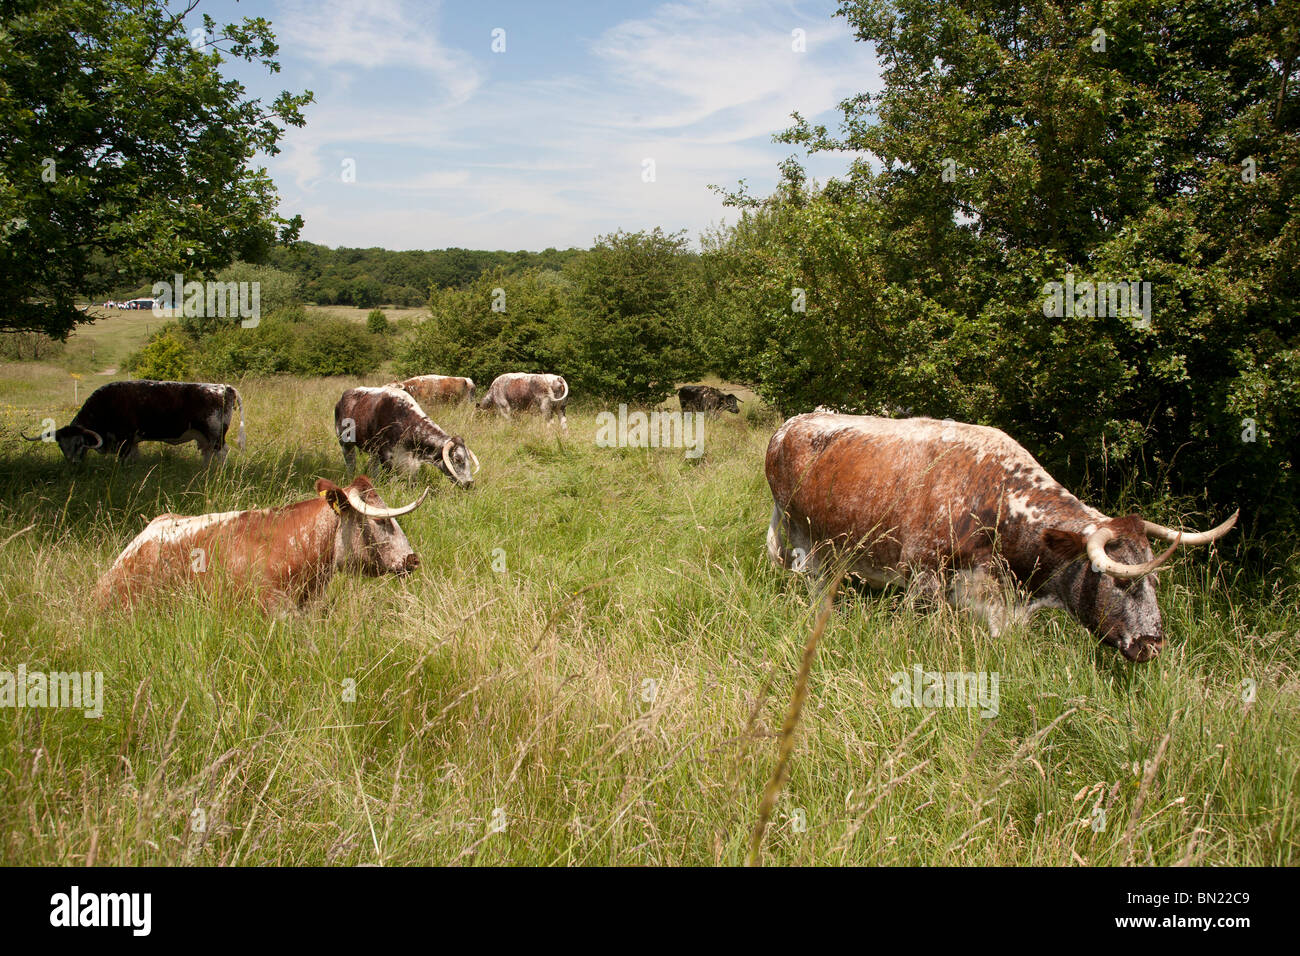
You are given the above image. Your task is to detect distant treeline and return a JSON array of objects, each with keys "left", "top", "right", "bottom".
[{"left": 263, "top": 242, "right": 586, "bottom": 308}]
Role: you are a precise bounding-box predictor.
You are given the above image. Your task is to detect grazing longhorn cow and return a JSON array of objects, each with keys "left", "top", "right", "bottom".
[
  {"left": 95, "top": 476, "right": 427, "bottom": 612},
  {"left": 22, "top": 380, "right": 244, "bottom": 464},
  {"left": 765, "top": 414, "right": 1238, "bottom": 662},
  {"left": 678, "top": 384, "right": 741, "bottom": 414},
  {"left": 478, "top": 372, "right": 569, "bottom": 430},
  {"left": 396, "top": 374, "right": 476, "bottom": 406},
  {"left": 335, "top": 386, "right": 478, "bottom": 486}
]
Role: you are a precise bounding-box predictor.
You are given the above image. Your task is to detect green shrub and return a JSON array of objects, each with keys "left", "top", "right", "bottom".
[
  {"left": 366, "top": 308, "right": 390, "bottom": 335},
  {"left": 126, "top": 325, "right": 192, "bottom": 380}
]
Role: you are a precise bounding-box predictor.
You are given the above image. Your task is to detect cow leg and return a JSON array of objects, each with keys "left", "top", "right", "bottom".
[
  {"left": 558, "top": 407, "right": 568, "bottom": 432},
  {"left": 117, "top": 441, "right": 139, "bottom": 463},
  {"left": 947, "top": 566, "right": 1019, "bottom": 636},
  {"left": 341, "top": 443, "right": 357, "bottom": 473},
  {"left": 767, "top": 504, "right": 820, "bottom": 576}
]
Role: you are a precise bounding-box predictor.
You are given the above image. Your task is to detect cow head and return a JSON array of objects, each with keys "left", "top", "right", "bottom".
[
  {"left": 44, "top": 425, "right": 104, "bottom": 463},
  {"left": 316, "top": 476, "right": 427, "bottom": 576},
  {"left": 434, "top": 436, "right": 479, "bottom": 487},
  {"left": 1042, "top": 511, "right": 1238, "bottom": 662},
  {"left": 720, "top": 393, "right": 742, "bottom": 414}
]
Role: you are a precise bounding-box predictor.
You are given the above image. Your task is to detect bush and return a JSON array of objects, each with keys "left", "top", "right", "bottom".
[
  {"left": 197, "top": 314, "right": 382, "bottom": 378},
  {"left": 397, "top": 269, "right": 567, "bottom": 384},
  {"left": 126, "top": 325, "right": 191, "bottom": 380},
  {"left": 366, "top": 308, "right": 390, "bottom": 335}
]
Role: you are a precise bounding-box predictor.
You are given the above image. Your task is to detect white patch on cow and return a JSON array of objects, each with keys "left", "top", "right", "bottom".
[
  {"left": 111, "top": 510, "right": 247, "bottom": 567},
  {"left": 390, "top": 443, "right": 422, "bottom": 476}
]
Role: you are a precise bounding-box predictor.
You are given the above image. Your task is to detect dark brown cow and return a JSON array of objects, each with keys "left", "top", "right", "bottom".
[
  {"left": 335, "top": 386, "right": 478, "bottom": 486},
  {"left": 766, "top": 413, "right": 1237, "bottom": 662},
  {"left": 396, "top": 374, "right": 476, "bottom": 406},
  {"left": 94, "top": 476, "right": 427, "bottom": 611},
  {"left": 478, "top": 372, "right": 568, "bottom": 429},
  {"left": 678, "top": 384, "right": 741, "bottom": 414},
  {"left": 22, "top": 380, "right": 244, "bottom": 464}
]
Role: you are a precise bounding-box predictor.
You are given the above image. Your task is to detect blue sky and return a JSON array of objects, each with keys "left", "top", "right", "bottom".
[{"left": 201, "top": 0, "right": 880, "bottom": 251}]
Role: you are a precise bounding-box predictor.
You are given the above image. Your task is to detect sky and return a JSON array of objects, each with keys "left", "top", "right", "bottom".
[{"left": 199, "top": 0, "right": 881, "bottom": 251}]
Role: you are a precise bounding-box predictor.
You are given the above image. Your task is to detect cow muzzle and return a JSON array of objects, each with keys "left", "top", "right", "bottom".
[{"left": 1117, "top": 633, "right": 1163, "bottom": 663}]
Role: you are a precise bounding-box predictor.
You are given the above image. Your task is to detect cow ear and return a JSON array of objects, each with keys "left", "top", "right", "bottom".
[
  {"left": 1043, "top": 527, "right": 1085, "bottom": 557},
  {"left": 316, "top": 479, "right": 348, "bottom": 514}
]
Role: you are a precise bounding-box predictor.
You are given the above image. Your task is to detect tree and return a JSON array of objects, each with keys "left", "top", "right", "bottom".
[
  {"left": 708, "top": 0, "right": 1299, "bottom": 546},
  {"left": 561, "top": 229, "right": 699, "bottom": 404},
  {"left": 0, "top": 0, "right": 312, "bottom": 337}
]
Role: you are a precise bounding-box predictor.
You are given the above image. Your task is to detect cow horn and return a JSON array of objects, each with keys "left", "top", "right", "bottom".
[
  {"left": 1143, "top": 509, "right": 1239, "bottom": 546},
  {"left": 19, "top": 430, "right": 43, "bottom": 442},
  {"left": 342, "top": 485, "right": 428, "bottom": 518},
  {"left": 441, "top": 440, "right": 455, "bottom": 475},
  {"left": 83, "top": 428, "right": 103, "bottom": 449},
  {"left": 468, "top": 448, "right": 481, "bottom": 475},
  {"left": 1086, "top": 526, "right": 1180, "bottom": 580}
]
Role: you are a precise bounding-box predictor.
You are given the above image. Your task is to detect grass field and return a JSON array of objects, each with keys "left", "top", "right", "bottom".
[{"left": 0, "top": 360, "right": 1297, "bottom": 865}]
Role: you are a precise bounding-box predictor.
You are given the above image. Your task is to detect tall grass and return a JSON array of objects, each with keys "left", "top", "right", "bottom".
[{"left": 0, "top": 374, "right": 1296, "bottom": 865}]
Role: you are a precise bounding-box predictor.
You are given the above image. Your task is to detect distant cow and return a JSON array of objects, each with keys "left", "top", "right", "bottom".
[
  {"left": 479, "top": 373, "right": 569, "bottom": 429},
  {"left": 766, "top": 413, "right": 1238, "bottom": 662},
  {"left": 95, "top": 476, "right": 427, "bottom": 612},
  {"left": 22, "top": 380, "right": 244, "bottom": 464},
  {"left": 678, "top": 385, "right": 741, "bottom": 415},
  {"left": 396, "top": 374, "right": 476, "bottom": 406},
  {"left": 335, "top": 386, "right": 478, "bottom": 486}
]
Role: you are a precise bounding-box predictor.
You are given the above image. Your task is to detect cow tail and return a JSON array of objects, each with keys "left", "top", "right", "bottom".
[
  {"left": 552, "top": 376, "right": 569, "bottom": 404},
  {"left": 231, "top": 386, "right": 246, "bottom": 451}
]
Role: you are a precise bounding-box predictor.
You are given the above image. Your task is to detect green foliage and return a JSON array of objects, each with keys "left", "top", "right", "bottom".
[
  {"left": 397, "top": 268, "right": 567, "bottom": 384},
  {"left": 0, "top": 0, "right": 313, "bottom": 336},
  {"left": 127, "top": 326, "right": 190, "bottom": 380},
  {"left": 269, "top": 242, "right": 584, "bottom": 308},
  {"left": 560, "top": 229, "right": 701, "bottom": 404},
  {"left": 200, "top": 313, "right": 383, "bottom": 378},
  {"left": 703, "top": 0, "right": 1300, "bottom": 551},
  {"left": 366, "top": 308, "right": 390, "bottom": 335},
  {"left": 176, "top": 262, "right": 302, "bottom": 338}
]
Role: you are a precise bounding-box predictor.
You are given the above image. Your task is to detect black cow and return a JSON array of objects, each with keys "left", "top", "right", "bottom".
[
  {"left": 23, "top": 380, "right": 244, "bottom": 464},
  {"left": 678, "top": 385, "right": 741, "bottom": 414},
  {"left": 335, "top": 385, "right": 479, "bottom": 487}
]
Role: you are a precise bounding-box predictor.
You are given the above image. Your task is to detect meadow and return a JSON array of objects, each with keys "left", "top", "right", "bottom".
[{"left": 0, "top": 362, "right": 1296, "bottom": 866}]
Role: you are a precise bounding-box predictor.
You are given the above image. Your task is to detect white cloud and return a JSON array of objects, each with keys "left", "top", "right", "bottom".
[{"left": 265, "top": 0, "right": 880, "bottom": 250}]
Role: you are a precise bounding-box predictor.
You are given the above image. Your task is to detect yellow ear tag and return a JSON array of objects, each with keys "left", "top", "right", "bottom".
[{"left": 319, "top": 490, "right": 344, "bottom": 515}]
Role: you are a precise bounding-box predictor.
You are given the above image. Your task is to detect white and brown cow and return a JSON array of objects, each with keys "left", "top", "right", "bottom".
[
  {"left": 335, "top": 386, "right": 478, "bottom": 486},
  {"left": 395, "top": 374, "right": 476, "bottom": 407},
  {"left": 765, "top": 414, "right": 1238, "bottom": 662},
  {"left": 22, "top": 380, "right": 244, "bottom": 464},
  {"left": 478, "top": 372, "right": 569, "bottom": 430},
  {"left": 95, "top": 476, "right": 427, "bottom": 612}
]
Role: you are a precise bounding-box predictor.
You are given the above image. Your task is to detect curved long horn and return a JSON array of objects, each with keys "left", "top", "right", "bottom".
[
  {"left": 468, "top": 448, "right": 480, "bottom": 475},
  {"left": 441, "top": 440, "right": 455, "bottom": 475},
  {"left": 83, "top": 428, "right": 103, "bottom": 449},
  {"left": 342, "top": 485, "right": 428, "bottom": 519},
  {"left": 19, "top": 430, "right": 43, "bottom": 442},
  {"left": 1143, "top": 509, "right": 1239, "bottom": 546},
  {"left": 1087, "top": 526, "right": 1180, "bottom": 580}
]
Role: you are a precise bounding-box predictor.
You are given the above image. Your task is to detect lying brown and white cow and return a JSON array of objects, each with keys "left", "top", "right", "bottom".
[
  {"left": 95, "top": 476, "right": 426, "bottom": 611},
  {"left": 478, "top": 372, "right": 568, "bottom": 430},
  {"left": 22, "top": 380, "right": 244, "bottom": 464},
  {"left": 395, "top": 374, "right": 476, "bottom": 407},
  {"left": 678, "top": 384, "right": 741, "bottom": 415},
  {"left": 766, "top": 413, "right": 1237, "bottom": 662},
  {"left": 335, "top": 386, "right": 478, "bottom": 486}
]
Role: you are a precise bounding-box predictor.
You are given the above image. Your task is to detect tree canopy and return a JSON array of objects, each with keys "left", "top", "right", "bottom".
[{"left": 0, "top": 0, "right": 312, "bottom": 336}]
